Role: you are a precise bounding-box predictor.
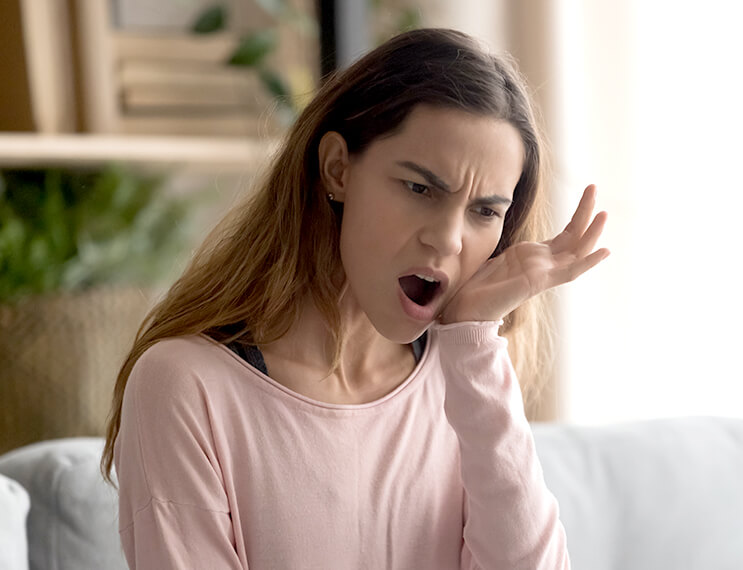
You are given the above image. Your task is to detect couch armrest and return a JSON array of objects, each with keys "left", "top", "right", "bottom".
[
  {"left": 0, "top": 438, "right": 127, "bottom": 570},
  {"left": 0, "top": 472, "right": 29, "bottom": 570},
  {"left": 532, "top": 417, "right": 743, "bottom": 570}
]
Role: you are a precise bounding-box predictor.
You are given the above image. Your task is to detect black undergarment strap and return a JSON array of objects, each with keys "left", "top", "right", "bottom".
[
  {"left": 411, "top": 331, "right": 428, "bottom": 362},
  {"left": 227, "top": 341, "right": 268, "bottom": 375},
  {"left": 227, "top": 331, "right": 427, "bottom": 375}
]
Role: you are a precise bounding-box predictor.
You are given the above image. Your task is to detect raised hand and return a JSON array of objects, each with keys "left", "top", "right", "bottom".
[{"left": 440, "top": 185, "right": 610, "bottom": 324}]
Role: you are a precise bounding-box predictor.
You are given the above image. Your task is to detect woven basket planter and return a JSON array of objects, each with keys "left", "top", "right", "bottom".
[{"left": 0, "top": 288, "right": 152, "bottom": 454}]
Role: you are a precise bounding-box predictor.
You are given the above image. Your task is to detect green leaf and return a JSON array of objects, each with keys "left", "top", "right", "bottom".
[
  {"left": 227, "top": 30, "right": 276, "bottom": 67},
  {"left": 0, "top": 217, "right": 26, "bottom": 258},
  {"left": 397, "top": 8, "right": 422, "bottom": 32},
  {"left": 192, "top": 5, "right": 227, "bottom": 34},
  {"left": 41, "top": 175, "right": 72, "bottom": 259},
  {"left": 0, "top": 165, "right": 197, "bottom": 302},
  {"left": 258, "top": 67, "right": 290, "bottom": 101}
]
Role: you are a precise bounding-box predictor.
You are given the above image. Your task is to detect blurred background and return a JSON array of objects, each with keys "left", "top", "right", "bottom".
[{"left": 1, "top": 0, "right": 741, "bottom": 452}]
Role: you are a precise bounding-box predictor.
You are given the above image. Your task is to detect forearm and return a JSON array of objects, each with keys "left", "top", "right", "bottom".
[{"left": 435, "top": 321, "right": 569, "bottom": 570}]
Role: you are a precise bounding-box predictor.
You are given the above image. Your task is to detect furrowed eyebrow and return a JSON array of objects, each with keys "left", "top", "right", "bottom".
[
  {"left": 396, "top": 161, "right": 450, "bottom": 191},
  {"left": 471, "top": 194, "right": 513, "bottom": 207},
  {"left": 397, "top": 160, "right": 513, "bottom": 206}
]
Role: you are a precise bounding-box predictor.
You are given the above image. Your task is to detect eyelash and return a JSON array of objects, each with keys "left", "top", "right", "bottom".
[
  {"left": 402, "top": 180, "right": 502, "bottom": 220},
  {"left": 476, "top": 207, "right": 501, "bottom": 219},
  {"left": 403, "top": 180, "right": 430, "bottom": 195}
]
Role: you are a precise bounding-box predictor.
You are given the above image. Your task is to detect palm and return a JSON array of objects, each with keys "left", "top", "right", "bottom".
[{"left": 440, "top": 185, "right": 609, "bottom": 324}]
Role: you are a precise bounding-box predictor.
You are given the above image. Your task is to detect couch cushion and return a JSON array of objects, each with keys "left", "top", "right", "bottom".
[
  {"left": 0, "top": 438, "right": 127, "bottom": 570},
  {"left": 2, "top": 420, "right": 741, "bottom": 570},
  {"left": 532, "top": 416, "right": 743, "bottom": 570},
  {"left": 0, "top": 472, "right": 29, "bottom": 570}
]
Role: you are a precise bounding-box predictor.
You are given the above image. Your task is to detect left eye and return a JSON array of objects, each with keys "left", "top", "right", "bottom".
[
  {"left": 476, "top": 207, "right": 500, "bottom": 218},
  {"left": 404, "top": 181, "right": 429, "bottom": 195}
]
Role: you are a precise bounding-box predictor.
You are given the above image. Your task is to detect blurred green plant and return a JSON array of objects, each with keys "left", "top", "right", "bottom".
[
  {"left": 192, "top": 4, "right": 228, "bottom": 33},
  {"left": 191, "top": 3, "right": 296, "bottom": 122},
  {"left": 0, "top": 166, "right": 194, "bottom": 304},
  {"left": 395, "top": 6, "right": 422, "bottom": 33}
]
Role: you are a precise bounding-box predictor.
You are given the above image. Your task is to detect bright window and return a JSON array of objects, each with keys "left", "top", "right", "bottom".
[{"left": 556, "top": 1, "right": 743, "bottom": 423}]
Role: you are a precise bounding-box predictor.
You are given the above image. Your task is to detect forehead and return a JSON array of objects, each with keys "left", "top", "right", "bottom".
[{"left": 361, "top": 105, "right": 525, "bottom": 194}]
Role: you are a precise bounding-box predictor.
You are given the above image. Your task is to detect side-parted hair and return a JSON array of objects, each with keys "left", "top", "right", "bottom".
[{"left": 101, "top": 28, "right": 554, "bottom": 484}]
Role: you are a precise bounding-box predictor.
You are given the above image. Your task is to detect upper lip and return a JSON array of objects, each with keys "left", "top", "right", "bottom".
[{"left": 398, "top": 267, "right": 450, "bottom": 295}]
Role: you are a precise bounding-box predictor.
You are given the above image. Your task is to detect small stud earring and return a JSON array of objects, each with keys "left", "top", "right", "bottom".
[{"left": 327, "top": 192, "right": 335, "bottom": 202}]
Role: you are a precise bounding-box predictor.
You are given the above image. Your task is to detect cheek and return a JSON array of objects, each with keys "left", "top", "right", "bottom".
[
  {"left": 337, "top": 195, "right": 392, "bottom": 278},
  {"left": 488, "top": 222, "right": 507, "bottom": 255},
  {"left": 488, "top": 231, "right": 504, "bottom": 259},
  {"left": 338, "top": 197, "right": 377, "bottom": 257},
  {"left": 464, "top": 228, "right": 504, "bottom": 275},
  {"left": 340, "top": 180, "right": 408, "bottom": 252}
]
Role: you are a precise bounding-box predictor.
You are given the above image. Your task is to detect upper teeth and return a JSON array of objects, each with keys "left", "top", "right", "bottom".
[{"left": 415, "top": 274, "right": 438, "bottom": 283}]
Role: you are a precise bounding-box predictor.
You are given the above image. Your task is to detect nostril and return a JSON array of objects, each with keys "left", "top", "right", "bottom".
[
  {"left": 418, "top": 217, "right": 464, "bottom": 256},
  {"left": 430, "top": 235, "right": 462, "bottom": 257}
]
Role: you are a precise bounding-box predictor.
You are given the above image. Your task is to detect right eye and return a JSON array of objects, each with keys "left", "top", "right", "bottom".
[{"left": 403, "top": 180, "right": 430, "bottom": 195}]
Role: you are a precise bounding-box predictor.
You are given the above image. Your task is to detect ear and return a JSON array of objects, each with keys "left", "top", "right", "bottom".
[{"left": 318, "top": 131, "right": 350, "bottom": 202}]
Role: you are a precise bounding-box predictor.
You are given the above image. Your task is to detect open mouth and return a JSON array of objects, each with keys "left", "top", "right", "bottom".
[{"left": 399, "top": 274, "right": 441, "bottom": 307}]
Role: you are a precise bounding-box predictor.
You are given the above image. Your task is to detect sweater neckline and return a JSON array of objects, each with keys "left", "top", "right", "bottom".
[{"left": 200, "top": 332, "right": 435, "bottom": 411}]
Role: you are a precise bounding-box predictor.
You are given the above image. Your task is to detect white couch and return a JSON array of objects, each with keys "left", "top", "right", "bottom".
[
  {"left": 0, "top": 471, "right": 29, "bottom": 570},
  {"left": 1, "top": 417, "right": 741, "bottom": 569}
]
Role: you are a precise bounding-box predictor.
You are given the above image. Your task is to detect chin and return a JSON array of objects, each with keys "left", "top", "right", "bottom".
[{"left": 371, "top": 318, "right": 432, "bottom": 345}]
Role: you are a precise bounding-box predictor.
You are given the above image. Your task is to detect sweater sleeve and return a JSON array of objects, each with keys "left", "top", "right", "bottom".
[
  {"left": 114, "top": 341, "right": 245, "bottom": 569},
  {"left": 433, "top": 321, "right": 570, "bottom": 570}
]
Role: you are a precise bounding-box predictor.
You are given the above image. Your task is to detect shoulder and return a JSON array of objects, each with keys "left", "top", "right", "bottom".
[
  {"left": 117, "top": 337, "right": 239, "bottom": 514},
  {"left": 127, "top": 335, "right": 243, "bottom": 406},
  {"left": 134, "top": 334, "right": 228, "bottom": 371}
]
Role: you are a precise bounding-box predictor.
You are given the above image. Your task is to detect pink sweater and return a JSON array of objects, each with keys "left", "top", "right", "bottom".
[{"left": 114, "top": 321, "right": 569, "bottom": 569}]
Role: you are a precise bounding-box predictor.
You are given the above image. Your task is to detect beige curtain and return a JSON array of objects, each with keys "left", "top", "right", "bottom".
[
  {"left": 414, "top": 0, "right": 635, "bottom": 421},
  {"left": 413, "top": 1, "right": 562, "bottom": 420}
]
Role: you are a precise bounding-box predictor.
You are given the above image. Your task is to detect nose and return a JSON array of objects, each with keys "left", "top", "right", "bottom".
[{"left": 418, "top": 208, "right": 463, "bottom": 257}]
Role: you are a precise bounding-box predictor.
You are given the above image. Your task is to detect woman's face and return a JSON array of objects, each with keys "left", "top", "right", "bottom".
[{"left": 335, "top": 105, "right": 525, "bottom": 343}]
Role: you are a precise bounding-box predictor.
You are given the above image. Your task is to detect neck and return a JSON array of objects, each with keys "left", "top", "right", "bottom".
[{"left": 258, "top": 287, "right": 415, "bottom": 399}]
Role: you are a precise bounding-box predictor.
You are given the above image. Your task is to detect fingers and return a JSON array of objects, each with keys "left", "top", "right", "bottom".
[
  {"left": 574, "top": 210, "right": 608, "bottom": 258},
  {"left": 563, "top": 185, "right": 597, "bottom": 238},
  {"left": 552, "top": 247, "right": 611, "bottom": 285},
  {"left": 548, "top": 185, "right": 598, "bottom": 252}
]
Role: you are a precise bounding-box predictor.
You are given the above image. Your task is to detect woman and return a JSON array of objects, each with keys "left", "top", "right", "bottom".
[{"left": 102, "top": 28, "right": 608, "bottom": 569}]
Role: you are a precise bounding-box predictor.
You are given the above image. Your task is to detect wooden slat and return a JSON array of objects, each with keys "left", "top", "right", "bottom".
[
  {"left": 119, "top": 60, "right": 268, "bottom": 109},
  {"left": 119, "top": 59, "right": 261, "bottom": 89},
  {"left": 74, "top": 0, "right": 118, "bottom": 133},
  {"left": 0, "top": 134, "right": 277, "bottom": 171},
  {"left": 122, "top": 88, "right": 263, "bottom": 110},
  {"left": 118, "top": 113, "right": 283, "bottom": 138},
  {"left": 19, "top": 0, "right": 77, "bottom": 133},
  {"left": 0, "top": 1, "right": 35, "bottom": 130},
  {"left": 114, "top": 32, "right": 238, "bottom": 64},
  {"left": 114, "top": 0, "right": 275, "bottom": 33}
]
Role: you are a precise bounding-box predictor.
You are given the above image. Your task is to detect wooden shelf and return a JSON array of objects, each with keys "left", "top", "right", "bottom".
[{"left": 0, "top": 133, "right": 277, "bottom": 171}]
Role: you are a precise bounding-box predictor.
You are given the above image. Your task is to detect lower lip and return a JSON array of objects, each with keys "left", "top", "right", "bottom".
[{"left": 397, "top": 285, "right": 438, "bottom": 322}]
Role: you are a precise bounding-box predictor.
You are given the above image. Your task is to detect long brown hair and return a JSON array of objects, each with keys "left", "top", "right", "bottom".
[{"left": 101, "top": 28, "right": 553, "bottom": 484}]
